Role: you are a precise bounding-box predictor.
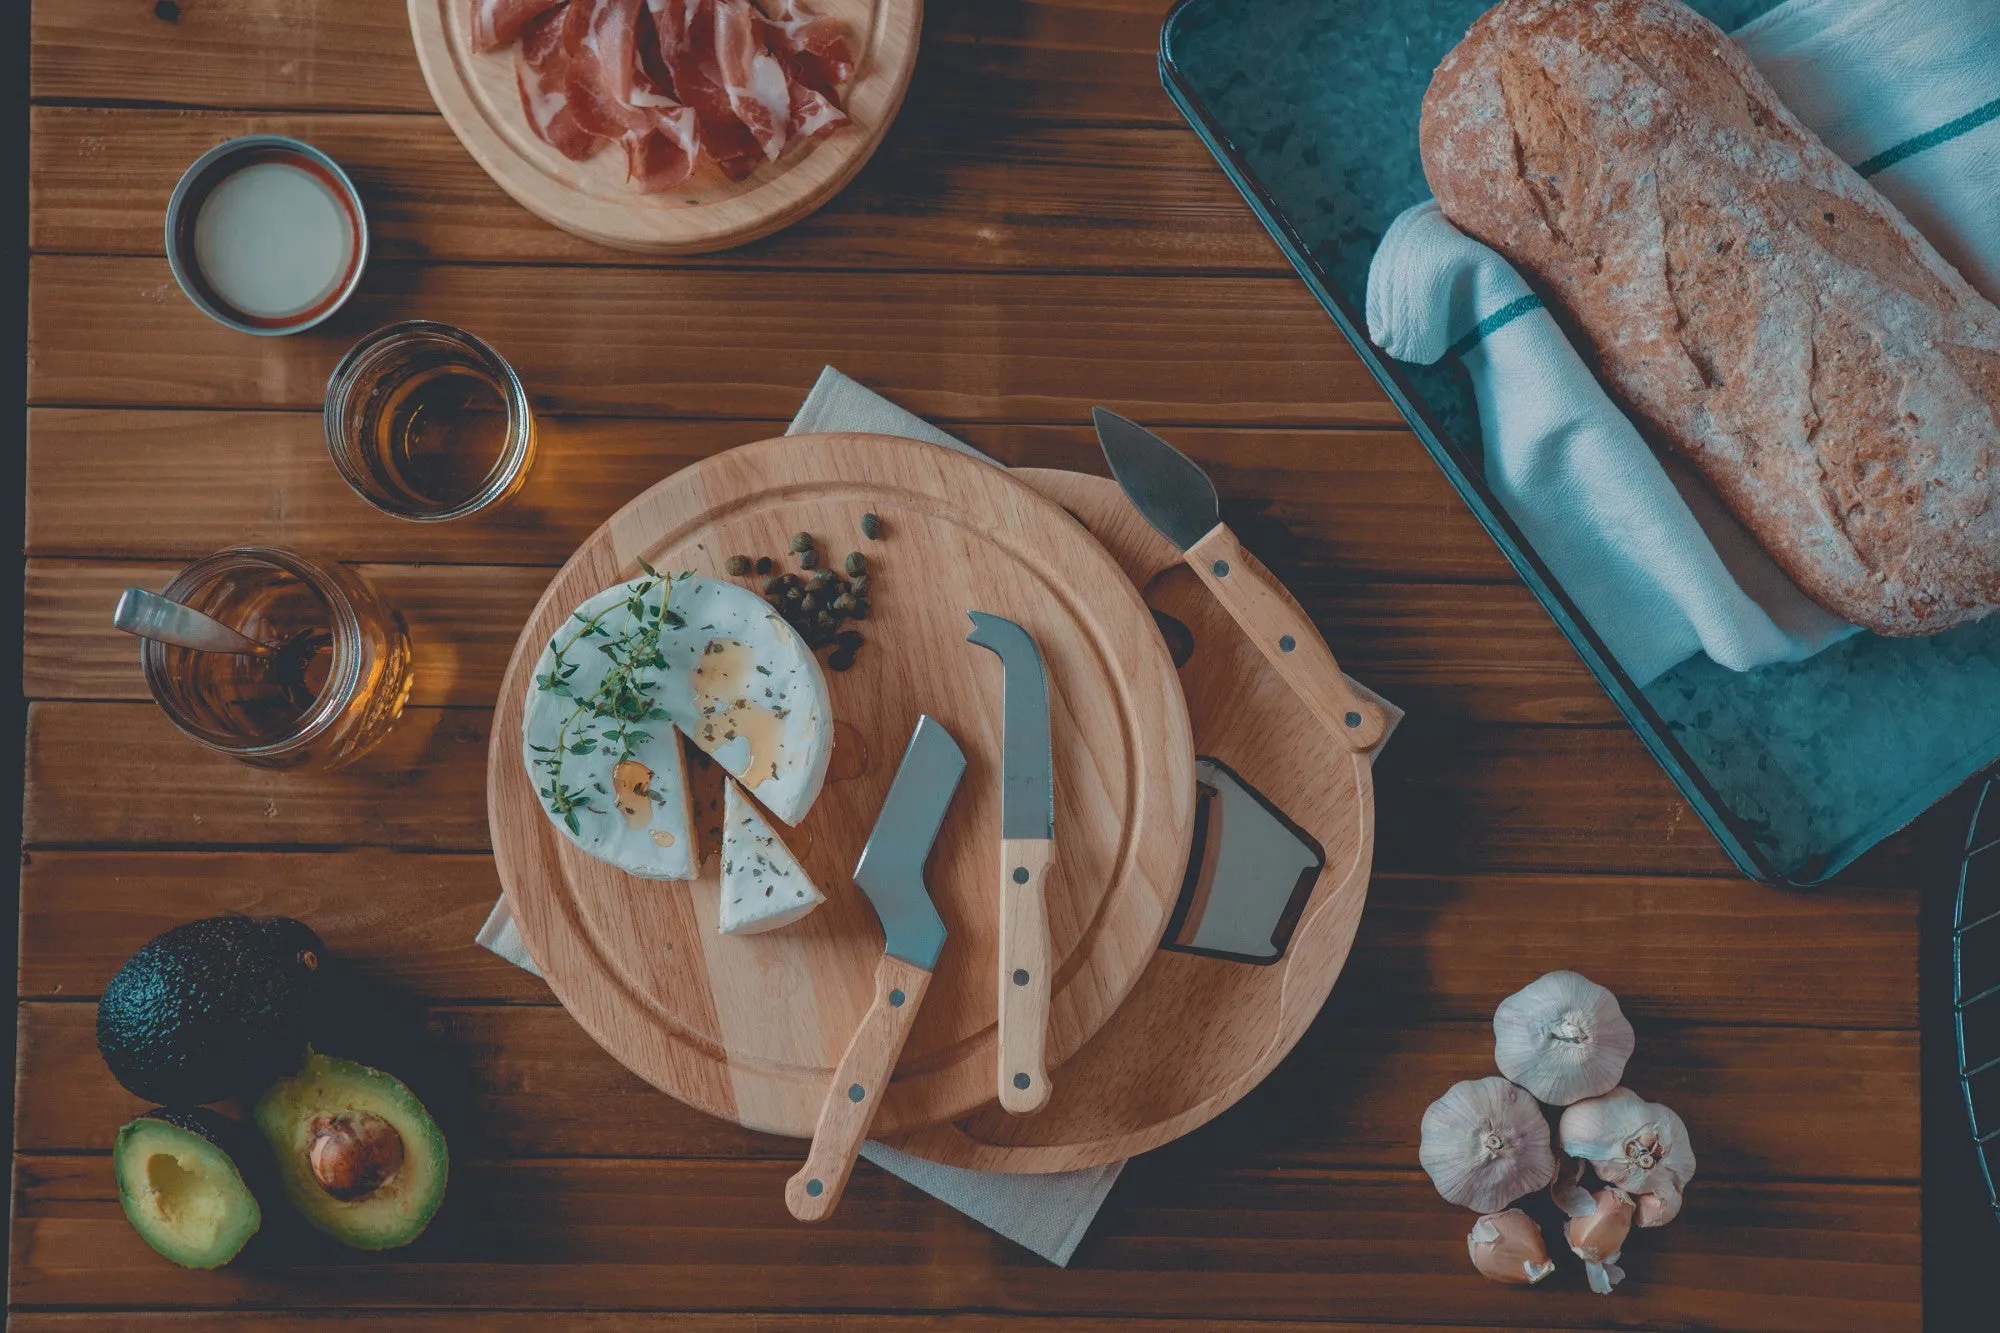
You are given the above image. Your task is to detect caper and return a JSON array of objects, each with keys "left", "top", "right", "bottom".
[
  {"left": 849, "top": 574, "right": 870, "bottom": 598},
  {"left": 789, "top": 531, "right": 816, "bottom": 553},
  {"left": 799, "top": 593, "right": 818, "bottom": 614},
  {"left": 844, "top": 551, "right": 867, "bottom": 577},
  {"left": 836, "top": 630, "right": 864, "bottom": 650},
  {"left": 859, "top": 513, "right": 882, "bottom": 540},
  {"left": 810, "top": 567, "right": 837, "bottom": 587},
  {"left": 828, "top": 649, "right": 855, "bottom": 672},
  {"left": 831, "top": 593, "right": 856, "bottom": 613},
  {"left": 763, "top": 575, "right": 790, "bottom": 596},
  {"left": 797, "top": 547, "right": 820, "bottom": 570},
  {"left": 725, "top": 555, "right": 752, "bottom": 576},
  {"left": 755, "top": 556, "right": 773, "bottom": 575},
  {"left": 849, "top": 599, "right": 870, "bottom": 620}
]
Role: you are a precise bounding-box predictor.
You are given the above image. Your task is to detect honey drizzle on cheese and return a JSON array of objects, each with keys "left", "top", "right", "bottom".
[
  {"left": 690, "top": 637, "right": 787, "bottom": 793},
  {"left": 611, "top": 759, "right": 654, "bottom": 829}
]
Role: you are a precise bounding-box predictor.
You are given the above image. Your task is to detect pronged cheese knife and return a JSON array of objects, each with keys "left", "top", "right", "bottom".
[
  {"left": 1093, "top": 407, "right": 1388, "bottom": 749},
  {"left": 966, "top": 610, "right": 1055, "bottom": 1115},
  {"left": 786, "top": 715, "right": 965, "bottom": 1222}
]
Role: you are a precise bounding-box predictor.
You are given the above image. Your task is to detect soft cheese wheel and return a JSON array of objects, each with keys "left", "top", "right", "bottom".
[
  {"left": 650, "top": 574, "right": 832, "bottom": 826},
  {"left": 718, "top": 778, "right": 826, "bottom": 934},
  {"left": 521, "top": 574, "right": 698, "bottom": 879}
]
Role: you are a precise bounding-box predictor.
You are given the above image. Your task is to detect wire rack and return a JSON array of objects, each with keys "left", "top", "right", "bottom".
[{"left": 1955, "top": 766, "right": 2000, "bottom": 1222}]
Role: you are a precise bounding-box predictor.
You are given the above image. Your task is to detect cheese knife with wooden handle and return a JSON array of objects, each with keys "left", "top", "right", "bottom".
[
  {"left": 966, "top": 610, "right": 1055, "bottom": 1115},
  {"left": 1093, "top": 407, "right": 1387, "bottom": 750},
  {"left": 786, "top": 715, "right": 966, "bottom": 1221}
]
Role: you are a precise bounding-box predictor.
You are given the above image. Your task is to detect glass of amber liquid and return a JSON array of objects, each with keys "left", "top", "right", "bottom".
[
  {"left": 324, "top": 321, "right": 535, "bottom": 521},
  {"left": 142, "top": 548, "right": 413, "bottom": 769}
]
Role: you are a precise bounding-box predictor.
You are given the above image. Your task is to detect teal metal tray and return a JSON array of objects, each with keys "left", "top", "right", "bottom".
[{"left": 1160, "top": 0, "right": 2000, "bottom": 885}]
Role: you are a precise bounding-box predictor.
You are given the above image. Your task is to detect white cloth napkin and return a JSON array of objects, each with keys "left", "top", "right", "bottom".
[
  {"left": 1737, "top": 0, "right": 2000, "bottom": 303},
  {"left": 1366, "top": 0, "right": 2000, "bottom": 685}
]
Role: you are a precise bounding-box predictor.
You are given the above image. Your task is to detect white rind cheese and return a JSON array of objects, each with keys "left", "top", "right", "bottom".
[
  {"left": 520, "top": 571, "right": 833, "bottom": 880},
  {"left": 521, "top": 573, "right": 697, "bottom": 879},
  {"left": 719, "top": 778, "right": 825, "bottom": 934}
]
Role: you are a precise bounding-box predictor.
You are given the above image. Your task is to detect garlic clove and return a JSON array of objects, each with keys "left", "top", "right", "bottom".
[
  {"left": 1565, "top": 1186, "right": 1635, "bottom": 1266},
  {"left": 1492, "top": 970, "right": 1635, "bottom": 1106},
  {"left": 1420, "top": 1075, "right": 1557, "bottom": 1213},
  {"left": 1559, "top": 1087, "right": 1696, "bottom": 1223},
  {"left": 1468, "top": 1209, "right": 1556, "bottom": 1285},
  {"left": 1549, "top": 1153, "right": 1595, "bottom": 1219}
]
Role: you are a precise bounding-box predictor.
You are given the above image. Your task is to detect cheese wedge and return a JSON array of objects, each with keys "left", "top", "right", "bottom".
[
  {"left": 521, "top": 572, "right": 697, "bottom": 879},
  {"left": 647, "top": 574, "right": 832, "bottom": 826},
  {"left": 719, "top": 777, "right": 826, "bottom": 934}
]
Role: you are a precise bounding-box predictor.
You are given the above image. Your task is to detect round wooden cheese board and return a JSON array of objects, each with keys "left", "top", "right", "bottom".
[
  {"left": 489, "top": 433, "right": 1194, "bottom": 1138},
  {"left": 408, "top": 0, "right": 921, "bottom": 253},
  {"left": 881, "top": 469, "right": 1376, "bottom": 1172}
]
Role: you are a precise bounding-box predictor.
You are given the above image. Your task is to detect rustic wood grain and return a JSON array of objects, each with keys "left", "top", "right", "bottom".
[
  {"left": 32, "top": 0, "right": 1179, "bottom": 125},
  {"left": 8, "top": 1155, "right": 1920, "bottom": 1330},
  {"left": 3, "top": 1318, "right": 1618, "bottom": 1333},
  {"left": 18, "top": 853, "right": 1915, "bottom": 1025},
  {"left": 15, "top": 1000, "right": 1919, "bottom": 1180},
  {"left": 24, "top": 558, "right": 1614, "bottom": 722},
  {"left": 30, "top": 108, "right": 1281, "bottom": 272},
  {"left": 27, "top": 256, "right": 1399, "bottom": 425},
  {"left": 26, "top": 410, "right": 1513, "bottom": 581}
]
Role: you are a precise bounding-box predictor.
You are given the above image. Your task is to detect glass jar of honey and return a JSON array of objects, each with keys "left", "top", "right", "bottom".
[{"left": 141, "top": 548, "right": 413, "bottom": 769}]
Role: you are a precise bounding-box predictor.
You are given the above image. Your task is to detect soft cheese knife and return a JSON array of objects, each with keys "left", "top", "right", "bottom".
[
  {"left": 1093, "top": 407, "right": 1388, "bottom": 749},
  {"left": 966, "top": 611, "right": 1055, "bottom": 1115},
  {"left": 786, "top": 715, "right": 965, "bottom": 1222}
]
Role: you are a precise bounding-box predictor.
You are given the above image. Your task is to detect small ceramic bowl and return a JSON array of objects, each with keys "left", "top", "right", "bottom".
[{"left": 164, "top": 135, "right": 370, "bottom": 336}]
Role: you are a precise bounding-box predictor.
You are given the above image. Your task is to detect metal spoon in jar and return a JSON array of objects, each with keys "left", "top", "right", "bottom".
[{"left": 113, "top": 587, "right": 332, "bottom": 709}]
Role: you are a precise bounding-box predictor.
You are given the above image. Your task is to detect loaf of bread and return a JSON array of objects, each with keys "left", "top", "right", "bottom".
[{"left": 1420, "top": 0, "right": 2000, "bottom": 636}]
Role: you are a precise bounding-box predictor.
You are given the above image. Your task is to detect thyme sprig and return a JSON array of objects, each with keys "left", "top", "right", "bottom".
[{"left": 527, "top": 561, "right": 687, "bottom": 834}]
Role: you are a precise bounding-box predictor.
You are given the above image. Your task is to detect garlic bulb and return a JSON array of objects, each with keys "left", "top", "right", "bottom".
[
  {"left": 1467, "top": 1209, "right": 1555, "bottom": 1285},
  {"left": 1420, "top": 1076, "right": 1557, "bottom": 1212},
  {"left": 1492, "top": 971, "right": 1635, "bottom": 1105},
  {"left": 1564, "top": 1186, "right": 1634, "bottom": 1294},
  {"left": 1560, "top": 1087, "right": 1696, "bottom": 1227}
]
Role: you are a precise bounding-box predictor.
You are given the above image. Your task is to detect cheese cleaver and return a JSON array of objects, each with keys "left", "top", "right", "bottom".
[
  {"left": 1165, "top": 756, "right": 1326, "bottom": 963},
  {"left": 1093, "top": 407, "right": 1388, "bottom": 749},
  {"left": 966, "top": 610, "right": 1055, "bottom": 1115},
  {"left": 785, "top": 715, "right": 965, "bottom": 1222}
]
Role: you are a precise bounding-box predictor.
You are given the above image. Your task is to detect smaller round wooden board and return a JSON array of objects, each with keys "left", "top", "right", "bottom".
[
  {"left": 489, "top": 435, "right": 1193, "bottom": 1138},
  {"left": 881, "top": 470, "right": 1376, "bottom": 1173},
  {"left": 408, "top": 0, "right": 921, "bottom": 253}
]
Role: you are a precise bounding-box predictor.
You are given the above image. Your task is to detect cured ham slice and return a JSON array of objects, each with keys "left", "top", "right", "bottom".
[
  {"left": 516, "top": 4, "right": 605, "bottom": 161},
  {"left": 712, "top": 0, "right": 795, "bottom": 161},
  {"left": 764, "top": 0, "right": 854, "bottom": 99},
  {"left": 474, "top": 0, "right": 566, "bottom": 51},
  {"left": 649, "top": 0, "right": 764, "bottom": 180},
  {"left": 564, "top": 0, "right": 699, "bottom": 192}
]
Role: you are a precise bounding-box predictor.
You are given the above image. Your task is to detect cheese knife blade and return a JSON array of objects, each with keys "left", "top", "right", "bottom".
[
  {"left": 787, "top": 715, "right": 963, "bottom": 1221},
  {"left": 967, "top": 611, "right": 1055, "bottom": 1114},
  {"left": 1091, "top": 407, "right": 1388, "bottom": 750}
]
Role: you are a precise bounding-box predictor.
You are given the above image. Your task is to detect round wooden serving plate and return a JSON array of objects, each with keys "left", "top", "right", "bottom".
[
  {"left": 881, "top": 470, "right": 1376, "bottom": 1172},
  {"left": 489, "top": 434, "right": 1194, "bottom": 1137},
  {"left": 409, "top": 0, "right": 921, "bottom": 253}
]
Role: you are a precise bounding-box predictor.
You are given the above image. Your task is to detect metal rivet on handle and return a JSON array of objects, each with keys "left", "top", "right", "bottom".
[
  {"left": 806, "top": 1178, "right": 824, "bottom": 1197},
  {"left": 1345, "top": 711, "right": 1362, "bottom": 728},
  {"left": 1013, "top": 1073, "right": 1032, "bottom": 1090},
  {"left": 1279, "top": 635, "right": 1296, "bottom": 652},
  {"left": 848, "top": 1083, "right": 865, "bottom": 1103},
  {"left": 1012, "top": 865, "right": 1030, "bottom": 884},
  {"left": 889, "top": 989, "right": 905, "bottom": 1007},
  {"left": 1212, "top": 559, "right": 1230, "bottom": 577},
  {"left": 1013, "top": 968, "right": 1030, "bottom": 986}
]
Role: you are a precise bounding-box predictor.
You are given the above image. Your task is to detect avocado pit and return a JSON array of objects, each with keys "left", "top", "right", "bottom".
[{"left": 308, "top": 1110, "right": 405, "bottom": 1201}]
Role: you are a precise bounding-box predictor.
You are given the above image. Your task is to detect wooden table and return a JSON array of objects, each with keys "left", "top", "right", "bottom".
[{"left": 14, "top": 0, "right": 1952, "bottom": 1327}]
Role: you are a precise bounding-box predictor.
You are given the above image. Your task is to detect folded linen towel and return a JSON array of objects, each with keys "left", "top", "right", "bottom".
[
  {"left": 1367, "top": 0, "right": 2000, "bottom": 685},
  {"left": 1736, "top": 0, "right": 2000, "bottom": 302}
]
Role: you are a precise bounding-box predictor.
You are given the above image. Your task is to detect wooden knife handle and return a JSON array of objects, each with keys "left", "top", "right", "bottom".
[
  {"left": 785, "top": 953, "right": 931, "bottom": 1222},
  {"left": 1185, "top": 524, "right": 1387, "bottom": 750},
  {"left": 997, "top": 836, "right": 1053, "bottom": 1114}
]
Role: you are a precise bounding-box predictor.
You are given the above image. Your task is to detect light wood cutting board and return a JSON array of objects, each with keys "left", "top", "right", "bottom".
[
  {"left": 882, "top": 469, "right": 1375, "bottom": 1171},
  {"left": 488, "top": 433, "right": 1194, "bottom": 1137},
  {"left": 408, "top": 0, "right": 921, "bottom": 253}
]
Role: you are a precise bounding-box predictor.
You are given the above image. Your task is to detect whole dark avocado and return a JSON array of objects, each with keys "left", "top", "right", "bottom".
[{"left": 96, "top": 915, "right": 326, "bottom": 1105}]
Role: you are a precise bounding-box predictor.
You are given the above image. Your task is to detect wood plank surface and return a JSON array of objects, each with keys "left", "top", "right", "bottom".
[
  {"left": 28, "top": 256, "right": 1399, "bottom": 425},
  {"left": 30, "top": 107, "right": 1283, "bottom": 273},
  {"left": 19, "top": 854, "right": 1915, "bottom": 1025},
  {"left": 27, "top": 410, "right": 1509, "bottom": 580},
  {"left": 15, "top": 1000, "right": 1920, "bottom": 1180},
  {"left": 10, "top": 1155, "right": 1919, "bottom": 1330}
]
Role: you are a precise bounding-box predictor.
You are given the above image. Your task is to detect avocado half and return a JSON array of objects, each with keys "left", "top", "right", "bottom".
[
  {"left": 97, "top": 915, "right": 326, "bottom": 1105},
  {"left": 254, "top": 1051, "right": 448, "bottom": 1250},
  {"left": 114, "top": 1108, "right": 263, "bottom": 1269}
]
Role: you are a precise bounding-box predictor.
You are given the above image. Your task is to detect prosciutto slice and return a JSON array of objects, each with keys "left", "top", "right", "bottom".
[
  {"left": 474, "top": 0, "right": 566, "bottom": 52},
  {"left": 516, "top": 4, "right": 604, "bottom": 161},
  {"left": 711, "top": 0, "right": 795, "bottom": 161},
  {"left": 564, "top": 0, "right": 698, "bottom": 192},
  {"left": 649, "top": 0, "right": 763, "bottom": 179}
]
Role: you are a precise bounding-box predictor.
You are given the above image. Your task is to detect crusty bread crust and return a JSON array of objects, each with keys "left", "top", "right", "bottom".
[{"left": 1420, "top": 0, "right": 2000, "bottom": 636}]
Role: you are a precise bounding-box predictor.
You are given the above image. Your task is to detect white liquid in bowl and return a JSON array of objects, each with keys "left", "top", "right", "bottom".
[{"left": 191, "top": 161, "right": 355, "bottom": 321}]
